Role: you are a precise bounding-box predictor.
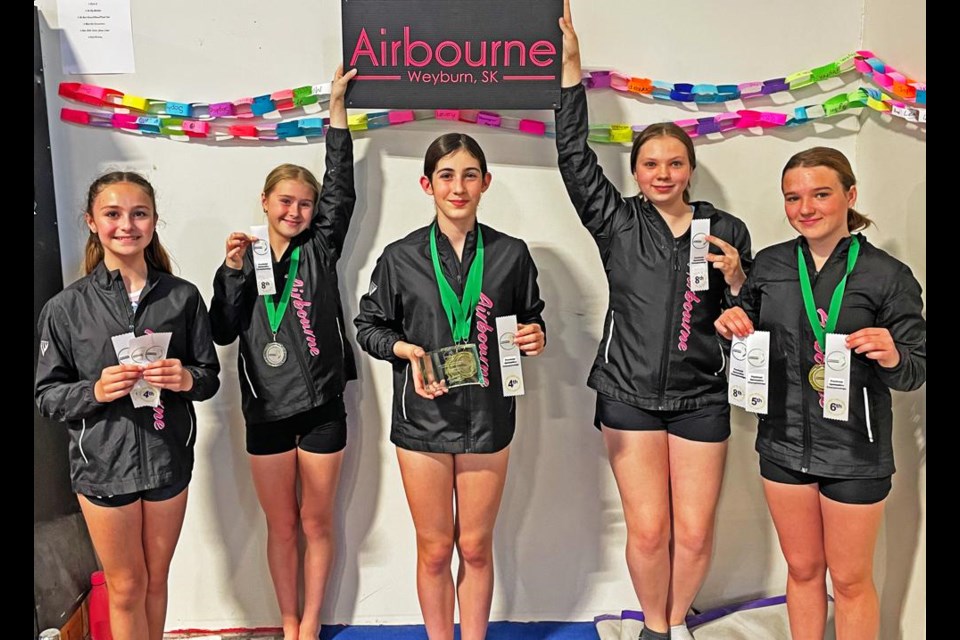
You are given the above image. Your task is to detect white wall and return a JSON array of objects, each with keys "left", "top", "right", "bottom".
[
  {"left": 35, "top": 0, "right": 924, "bottom": 634},
  {"left": 857, "top": 2, "right": 926, "bottom": 639}
]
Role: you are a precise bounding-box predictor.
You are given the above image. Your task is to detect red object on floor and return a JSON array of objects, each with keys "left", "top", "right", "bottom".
[{"left": 89, "top": 571, "right": 113, "bottom": 640}]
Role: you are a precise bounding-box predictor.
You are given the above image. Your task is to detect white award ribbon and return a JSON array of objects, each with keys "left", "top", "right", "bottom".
[
  {"left": 823, "top": 333, "right": 851, "bottom": 421},
  {"left": 728, "top": 336, "right": 747, "bottom": 408},
  {"left": 250, "top": 224, "right": 276, "bottom": 296},
  {"left": 744, "top": 331, "right": 770, "bottom": 414},
  {"left": 112, "top": 331, "right": 171, "bottom": 408},
  {"left": 495, "top": 315, "right": 524, "bottom": 397},
  {"left": 111, "top": 332, "right": 135, "bottom": 365},
  {"left": 689, "top": 218, "right": 710, "bottom": 292}
]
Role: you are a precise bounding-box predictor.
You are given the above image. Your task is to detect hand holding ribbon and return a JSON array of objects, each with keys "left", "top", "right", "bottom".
[
  {"left": 846, "top": 327, "right": 900, "bottom": 369},
  {"left": 706, "top": 235, "right": 747, "bottom": 296},
  {"left": 224, "top": 231, "right": 258, "bottom": 270},
  {"left": 142, "top": 358, "right": 194, "bottom": 392},
  {"left": 513, "top": 323, "right": 546, "bottom": 356},
  {"left": 93, "top": 364, "right": 143, "bottom": 403},
  {"left": 715, "top": 306, "right": 754, "bottom": 340}
]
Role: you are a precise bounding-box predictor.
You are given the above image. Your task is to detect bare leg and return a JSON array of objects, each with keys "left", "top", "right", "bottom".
[
  {"left": 666, "top": 435, "right": 727, "bottom": 626},
  {"left": 140, "top": 488, "right": 189, "bottom": 640},
  {"left": 78, "top": 495, "right": 149, "bottom": 640},
  {"left": 249, "top": 451, "right": 301, "bottom": 640},
  {"left": 396, "top": 448, "right": 456, "bottom": 640},
  {"left": 602, "top": 427, "right": 671, "bottom": 634},
  {"left": 822, "top": 494, "right": 885, "bottom": 640},
  {"left": 453, "top": 448, "right": 510, "bottom": 640},
  {"left": 297, "top": 449, "right": 344, "bottom": 640},
  {"left": 763, "top": 479, "right": 828, "bottom": 640}
]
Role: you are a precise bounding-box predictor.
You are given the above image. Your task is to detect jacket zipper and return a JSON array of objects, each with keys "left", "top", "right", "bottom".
[
  {"left": 604, "top": 311, "right": 616, "bottom": 363},
  {"left": 239, "top": 352, "right": 259, "bottom": 398},
  {"left": 800, "top": 401, "right": 812, "bottom": 473},
  {"left": 447, "top": 232, "right": 474, "bottom": 452},
  {"left": 114, "top": 278, "right": 148, "bottom": 483},
  {"left": 657, "top": 239, "right": 681, "bottom": 409},
  {"left": 291, "top": 330, "right": 318, "bottom": 405},
  {"left": 863, "top": 388, "right": 874, "bottom": 442},
  {"left": 798, "top": 273, "right": 812, "bottom": 473},
  {"left": 799, "top": 244, "right": 850, "bottom": 472},
  {"left": 465, "top": 381, "right": 474, "bottom": 453}
]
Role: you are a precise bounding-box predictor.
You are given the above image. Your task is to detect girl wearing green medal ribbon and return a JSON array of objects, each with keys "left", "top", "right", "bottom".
[
  {"left": 354, "top": 132, "right": 546, "bottom": 640},
  {"left": 209, "top": 65, "right": 358, "bottom": 640},
  {"left": 715, "top": 147, "right": 925, "bottom": 640}
]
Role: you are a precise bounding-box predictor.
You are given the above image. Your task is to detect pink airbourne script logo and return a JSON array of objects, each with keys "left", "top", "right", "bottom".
[
  {"left": 341, "top": 0, "right": 562, "bottom": 109},
  {"left": 349, "top": 28, "right": 557, "bottom": 76}
]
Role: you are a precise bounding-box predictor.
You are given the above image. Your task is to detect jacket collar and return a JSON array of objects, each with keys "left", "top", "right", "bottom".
[
  {"left": 637, "top": 197, "right": 717, "bottom": 219},
  {"left": 275, "top": 229, "right": 311, "bottom": 264},
  {"left": 638, "top": 197, "right": 718, "bottom": 244},
  {"left": 428, "top": 221, "right": 481, "bottom": 264},
  {"left": 795, "top": 233, "right": 865, "bottom": 264},
  {"left": 91, "top": 260, "right": 162, "bottom": 292}
]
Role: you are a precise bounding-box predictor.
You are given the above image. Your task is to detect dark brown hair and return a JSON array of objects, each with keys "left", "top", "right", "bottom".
[
  {"left": 781, "top": 147, "right": 871, "bottom": 232},
  {"left": 83, "top": 172, "right": 172, "bottom": 275},
  {"left": 423, "top": 133, "right": 488, "bottom": 179},
  {"left": 630, "top": 123, "right": 697, "bottom": 204}
]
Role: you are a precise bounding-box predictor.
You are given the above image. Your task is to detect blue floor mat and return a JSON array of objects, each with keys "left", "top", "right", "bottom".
[{"left": 318, "top": 621, "right": 598, "bottom": 640}]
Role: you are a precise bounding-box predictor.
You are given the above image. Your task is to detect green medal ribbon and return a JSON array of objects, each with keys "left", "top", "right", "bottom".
[
  {"left": 263, "top": 246, "right": 301, "bottom": 337},
  {"left": 797, "top": 236, "right": 860, "bottom": 352},
  {"left": 429, "top": 223, "right": 484, "bottom": 344}
]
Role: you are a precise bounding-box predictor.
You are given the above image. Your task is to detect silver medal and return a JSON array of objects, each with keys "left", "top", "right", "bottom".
[{"left": 263, "top": 341, "right": 288, "bottom": 367}]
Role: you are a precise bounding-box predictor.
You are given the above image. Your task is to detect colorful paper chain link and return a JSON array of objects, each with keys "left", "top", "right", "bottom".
[
  {"left": 57, "top": 50, "right": 925, "bottom": 144},
  {"left": 586, "top": 50, "right": 925, "bottom": 106}
]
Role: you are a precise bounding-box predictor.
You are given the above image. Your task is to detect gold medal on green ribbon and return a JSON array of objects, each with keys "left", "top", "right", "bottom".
[
  {"left": 425, "top": 224, "right": 486, "bottom": 389},
  {"left": 807, "top": 363, "right": 825, "bottom": 392},
  {"left": 797, "top": 237, "right": 860, "bottom": 391},
  {"left": 440, "top": 345, "right": 480, "bottom": 386}
]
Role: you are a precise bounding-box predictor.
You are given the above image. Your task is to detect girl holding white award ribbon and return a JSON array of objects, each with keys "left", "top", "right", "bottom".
[
  {"left": 715, "top": 147, "right": 925, "bottom": 640},
  {"left": 209, "top": 65, "right": 359, "bottom": 640},
  {"left": 35, "top": 172, "right": 221, "bottom": 640},
  {"left": 555, "top": 2, "right": 752, "bottom": 639},
  {"left": 354, "top": 132, "right": 545, "bottom": 640}
]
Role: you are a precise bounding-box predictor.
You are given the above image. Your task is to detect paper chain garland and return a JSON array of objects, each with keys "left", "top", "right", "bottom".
[{"left": 57, "top": 50, "right": 925, "bottom": 144}]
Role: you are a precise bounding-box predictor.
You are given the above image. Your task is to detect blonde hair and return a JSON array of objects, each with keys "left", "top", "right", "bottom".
[{"left": 262, "top": 164, "right": 322, "bottom": 207}]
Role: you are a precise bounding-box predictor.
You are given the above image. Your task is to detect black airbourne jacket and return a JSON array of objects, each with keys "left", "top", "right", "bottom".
[
  {"left": 35, "top": 262, "right": 221, "bottom": 497},
  {"left": 737, "top": 234, "right": 926, "bottom": 478},
  {"left": 556, "top": 83, "right": 752, "bottom": 411},
  {"left": 210, "top": 127, "right": 358, "bottom": 425},
  {"left": 354, "top": 223, "right": 545, "bottom": 454}
]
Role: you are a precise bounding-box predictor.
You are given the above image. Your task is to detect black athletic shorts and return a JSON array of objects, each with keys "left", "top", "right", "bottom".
[
  {"left": 595, "top": 394, "right": 730, "bottom": 443},
  {"left": 760, "top": 457, "right": 891, "bottom": 505},
  {"left": 82, "top": 475, "right": 190, "bottom": 508},
  {"left": 246, "top": 395, "right": 347, "bottom": 456}
]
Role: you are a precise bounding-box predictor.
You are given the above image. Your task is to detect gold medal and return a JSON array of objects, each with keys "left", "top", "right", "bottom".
[
  {"left": 443, "top": 349, "right": 478, "bottom": 385},
  {"left": 808, "top": 363, "right": 825, "bottom": 392}
]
